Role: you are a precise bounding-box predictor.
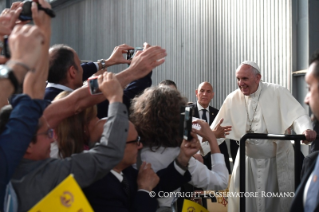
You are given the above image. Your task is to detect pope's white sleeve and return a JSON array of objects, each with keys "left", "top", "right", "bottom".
[
  {"left": 292, "top": 115, "right": 312, "bottom": 134},
  {"left": 188, "top": 153, "right": 229, "bottom": 191}
]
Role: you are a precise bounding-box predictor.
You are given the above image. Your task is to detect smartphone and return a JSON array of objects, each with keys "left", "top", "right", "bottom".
[
  {"left": 180, "top": 106, "right": 193, "bottom": 141},
  {"left": 88, "top": 77, "right": 102, "bottom": 95},
  {"left": 126, "top": 47, "right": 143, "bottom": 60}
]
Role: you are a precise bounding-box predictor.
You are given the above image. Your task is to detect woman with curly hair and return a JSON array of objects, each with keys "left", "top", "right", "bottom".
[{"left": 130, "top": 86, "right": 229, "bottom": 211}]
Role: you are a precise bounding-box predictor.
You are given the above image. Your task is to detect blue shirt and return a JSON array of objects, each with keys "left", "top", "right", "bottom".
[{"left": 0, "top": 94, "right": 49, "bottom": 210}]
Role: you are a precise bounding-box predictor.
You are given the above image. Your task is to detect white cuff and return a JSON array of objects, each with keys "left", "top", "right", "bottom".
[
  {"left": 93, "top": 62, "right": 99, "bottom": 71},
  {"left": 138, "top": 189, "right": 150, "bottom": 193},
  {"left": 211, "top": 153, "right": 226, "bottom": 165}
]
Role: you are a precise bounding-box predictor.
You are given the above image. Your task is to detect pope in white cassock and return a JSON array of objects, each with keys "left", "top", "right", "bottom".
[{"left": 210, "top": 61, "right": 317, "bottom": 212}]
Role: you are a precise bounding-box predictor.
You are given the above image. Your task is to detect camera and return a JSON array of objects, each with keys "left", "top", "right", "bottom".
[
  {"left": 2, "top": 36, "right": 10, "bottom": 59},
  {"left": 87, "top": 77, "right": 102, "bottom": 95},
  {"left": 126, "top": 47, "right": 143, "bottom": 60},
  {"left": 19, "top": 0, "right": 56, "bottom": 21},
  {"left": 180, "top": 106, "right": 193, "bottom": 141}
]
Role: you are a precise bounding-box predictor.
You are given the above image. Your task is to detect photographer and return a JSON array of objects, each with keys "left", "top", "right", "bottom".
[{"left": 0, "top": 0, "right": 52, "bottom": 210}]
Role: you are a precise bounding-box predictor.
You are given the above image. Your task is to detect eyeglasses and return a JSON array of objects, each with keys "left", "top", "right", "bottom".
[
  {"left": 126, "top": 136, "right": 141, "bottom": 146},
  {"left": 36, "top": 128, "right": 54, "bottom": 139}
]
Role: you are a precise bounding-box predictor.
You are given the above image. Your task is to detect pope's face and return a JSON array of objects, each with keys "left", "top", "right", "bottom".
[
  {"left": 236, "top": 64, "right": 261, "bottom": 95},
  {"left": 305, "top": 62, "right": 319, "bottom": 119}
]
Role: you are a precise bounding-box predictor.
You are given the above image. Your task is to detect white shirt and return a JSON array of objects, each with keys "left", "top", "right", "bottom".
[
  {"left": 110, "top": 169, "right": 150, "bottom": 194},
  {"left": 140, "top": 146, "right": 229, "bottom": 207},
  {"left": 46, "top": 83, "right": 74, "bottom": 91}
]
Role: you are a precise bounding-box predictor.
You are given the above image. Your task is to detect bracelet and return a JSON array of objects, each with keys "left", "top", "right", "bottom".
[
  {"left": 175, "top": 158, "right": 189, "bottom": 171},
  {"left": 98, "top": 59, "right": 106, "bottom": 70},
  {"left": 6, "top": 60, "right": 32, "bottom": 73}
]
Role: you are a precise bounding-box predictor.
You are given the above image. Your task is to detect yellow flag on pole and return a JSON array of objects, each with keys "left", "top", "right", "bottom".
[
  {"left": 182, "top": 199, "right": 209, "bottom": 212},
  {"left": 28, "top": 174, "right": 93, "bottom": 212}
]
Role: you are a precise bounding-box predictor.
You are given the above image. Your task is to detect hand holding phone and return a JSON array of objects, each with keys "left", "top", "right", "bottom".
[
  {"left": 88, "top": 77, "right": 101, "bottom": 95},
  {"left": 126, "top": 47, "right": 143, "bottom": 60},
  {"left": 181, "top": 106, "right": 193, "bottom": 141}
]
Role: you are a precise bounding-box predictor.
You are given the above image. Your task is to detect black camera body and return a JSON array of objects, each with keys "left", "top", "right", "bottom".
[
  {"left": 126, "top": 47, "right": 143, "bottom": 60},
  {"left": 3, "top": 36, "right": 10, "bottom": 59},
  {"left": 19, "top": 0, "right": 56, "bottom": 21},
  {"left": 180, "top": 106, "right": 193, "bottom": 141}
]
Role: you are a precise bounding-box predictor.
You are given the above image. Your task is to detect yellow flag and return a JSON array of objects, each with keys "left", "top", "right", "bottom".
[
  {"left": 182, "top": 199, "right": 209, "bottom": 212},
  {"left": 29, "top": 174, "right": 93, "bottom": 212}
]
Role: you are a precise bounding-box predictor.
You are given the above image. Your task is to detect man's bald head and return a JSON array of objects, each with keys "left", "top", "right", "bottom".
[
  {"left": 195, "top": 81, "right": 214, "bottom": 108},
  {"left": 197, "top": 82, "right": 213, "bottom": 92}
]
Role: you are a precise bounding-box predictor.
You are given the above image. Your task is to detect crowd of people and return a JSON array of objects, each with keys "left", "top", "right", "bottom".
[{"left": 1, "top": 1, "right": 319, "bottom": 212}]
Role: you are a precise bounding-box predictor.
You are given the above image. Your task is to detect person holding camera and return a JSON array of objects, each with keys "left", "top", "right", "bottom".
[
  {"left": 0, "top": 0, "right": 52, "bottom": 210},
  {"left": 8, "top": 44, "right": 166, "bottom": 211},
  {"left": 130, "top": 86, "right": 229, "bottom": 211}
]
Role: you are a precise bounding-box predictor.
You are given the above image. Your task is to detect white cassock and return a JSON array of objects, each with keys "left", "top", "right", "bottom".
[{"left": 210, "top": 82, "right": 312, "bottom": 212}]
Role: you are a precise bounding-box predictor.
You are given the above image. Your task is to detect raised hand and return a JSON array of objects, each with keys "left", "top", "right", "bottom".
[
  {"left": 137, "top": 162, "right": 160, "bottom": 191},
  {"left": 127, "top": 45, "right": 167, "bottom": 80},
  {"left": 192, "top": 120, "right": 221, "bottom": 154},
  {"left": 176, "top": 132, "right": 201, "bottom": 167},
  {"left": 212, "top": 118, "right": 232, "bottom": 138},
  {"left": 31, "top": 0, "right": 52, "bottom": 42},
  {"left": 105, "top": 44, "right": 134, "bottom": 66},
  {"left": 98, "top": 72, "right": 123, "bottom": 103},
  {"left": 9, "top": 25, "right": 44, "bottom": 71}
]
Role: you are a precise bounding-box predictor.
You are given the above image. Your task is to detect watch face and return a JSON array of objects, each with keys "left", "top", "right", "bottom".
[{"left": 0, "top": 65, "right": 9, "bottom": 78}]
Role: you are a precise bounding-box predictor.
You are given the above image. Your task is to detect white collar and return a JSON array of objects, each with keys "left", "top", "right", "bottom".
[
  {"left": 46, "top": 83, "right": 74, "bottom": 92},
  {"left": 197, "top": 101, "right": 209, "bottom": 111},
  {"left": 245, "top": 81, "right": 262, "bottom": 99},
  {"left": 110, "top": 169, "right": 124, "bottom": 182}
]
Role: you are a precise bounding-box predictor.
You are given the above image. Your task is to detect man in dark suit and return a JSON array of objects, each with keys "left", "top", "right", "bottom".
[
  {"left": 193, "top": 81, "right": 232, "bottom": 173},
  {"left": 83, "top": 121, "right": 194, "bottom": 212},
  {"left": 45, "top": 43, "right": 152, "bottom": 118},
  {"left": 290, "top": 53, "right": 319, "bottom": 212}
]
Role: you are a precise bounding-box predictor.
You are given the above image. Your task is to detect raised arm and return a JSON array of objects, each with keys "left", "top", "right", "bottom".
[
  {"left": 188, "top": 120, "right": 229, "bottom": 190},
  {"left": 45, "top": 46, "right": 167, "bottom": 128}
]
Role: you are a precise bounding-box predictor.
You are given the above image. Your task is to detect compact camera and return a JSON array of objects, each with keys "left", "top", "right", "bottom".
[
  {"left": 19, "top": 0, "right": 56, "bottom": 21},
  {"left": 126, "top": 47, "right": 143, "bottom": 60}
]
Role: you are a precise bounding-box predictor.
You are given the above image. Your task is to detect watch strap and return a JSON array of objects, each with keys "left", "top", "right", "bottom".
[{"left": 8, "top": 71, "right": 20, "bottom": 94}]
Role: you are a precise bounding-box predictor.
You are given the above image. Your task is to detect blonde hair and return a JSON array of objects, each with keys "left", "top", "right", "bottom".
[{"left": 54, "top": 91, "right": 97, "bottom": 158}]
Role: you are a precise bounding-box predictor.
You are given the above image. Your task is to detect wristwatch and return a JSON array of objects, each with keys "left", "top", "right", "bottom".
[
  {"left": 98, "top": 59, "right": 106, "bottom": 70},
  {"left": 0, "top": 65, "right": 20, "bottom": 94},
  {"left": 175, "top": 158, "right": 189, "bottom": 171}
]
